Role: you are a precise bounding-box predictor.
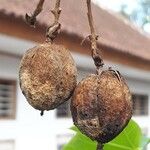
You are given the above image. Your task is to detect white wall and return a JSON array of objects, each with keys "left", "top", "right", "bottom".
[
  {"left": 0, "top": 54, "right": 73, "bottom": 150},
  {"left": 0, "top": 34, "right": 150, "bottom": 150},
  {"left": 127, "top": 78, "right": 150, "bottom": 136},
  {"left": 1, "top": 53, "right": 150, "bottom": 150}
]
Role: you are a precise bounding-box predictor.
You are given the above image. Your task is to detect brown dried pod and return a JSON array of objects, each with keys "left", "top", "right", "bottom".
[
  {"left": 71, "top": 69, "right": 133, "bottom": 144},
  {"left": 19, "top": 42, "right": 77, "bottom": 113}
]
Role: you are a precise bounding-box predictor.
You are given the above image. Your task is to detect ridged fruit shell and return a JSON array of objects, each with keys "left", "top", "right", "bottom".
[
  {"left": 71, "top": 70, "right": 132, "bottom": 143},
  {"left": 19, "top": 42, "right": 77, "bottom": 111}
]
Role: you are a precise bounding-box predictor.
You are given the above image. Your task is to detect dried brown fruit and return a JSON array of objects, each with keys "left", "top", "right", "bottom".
[
  {"left": 71, "top": 69, "right": 133, "bottom": 144},
  {"left": 19, "top": 42, "right": 77, "bottom": 112}
]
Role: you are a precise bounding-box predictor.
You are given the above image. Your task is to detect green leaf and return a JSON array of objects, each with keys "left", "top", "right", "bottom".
[
  {"left": 63, "top": 126, "right": 97, "bottom": 150},
  {"left": 63, "top": 120, "right": 148, "bottom": 150},
  {"left": 104, "top": 120, "right": 142, "bottom": 150},
  {"left": 62, "top": 134, "right": 97, "bottom": 150},
  {"left": 70, "top": 126, "right": 80, "bottom": 132}
]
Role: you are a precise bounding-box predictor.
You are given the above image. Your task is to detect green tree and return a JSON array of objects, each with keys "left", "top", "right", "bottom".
[{"left": 120, "top": 0, "right": 150, "bottom": 30}]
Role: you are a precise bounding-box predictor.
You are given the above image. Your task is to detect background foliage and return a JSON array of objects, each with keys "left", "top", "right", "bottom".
[{"left": 119, "top": 0, "right": 150, "bottom": 30}]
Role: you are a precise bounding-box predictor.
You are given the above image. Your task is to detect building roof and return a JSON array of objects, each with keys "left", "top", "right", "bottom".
[{"left": 0, "top": 0, "right": 150, "bottom": 61}]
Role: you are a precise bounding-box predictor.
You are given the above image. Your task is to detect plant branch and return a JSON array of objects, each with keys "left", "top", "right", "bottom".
[
  {"left": 46, "top": 0, "right": 62, "bottom": 42},
  {"left": 25, "top": 0, "right": 45, "bottom": 27},
  {"left": 97, "top": 143, "right": 104, "bottom": 150},
  {"left": 86, "top": 0, "right": 104, "bottom": 74},
  {"left": 52, "top": 0, "right": 61, "bottom": 24}
]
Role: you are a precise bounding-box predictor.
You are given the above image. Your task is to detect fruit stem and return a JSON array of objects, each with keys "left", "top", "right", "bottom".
[
  {"left": 97, "top": 143, "right": 104, "bottom": 150},
  {"left": 86, "top": 0, "right": 104, "bottom": 74},
  {"left": 46, "top": 0, "right": 62, "bottom": 42},
  {"left": 25, "top": 0, "right": 45, "bottom": 27},
  {"left": 40, "top": 110, "right": 44, "bottom": 116}
]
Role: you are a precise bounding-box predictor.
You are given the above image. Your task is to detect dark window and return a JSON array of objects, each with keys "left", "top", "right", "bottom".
[
  {"left": 56, "top": 101, "right": 71, "bottom": 118},
  {"left": 0, "top": 79, "right": 16, "bottom": 119},
  {"left": 57, "top": 144, "right": 64, "bottom": 150},
  {"left": 132, "top": 94, "right": 148, "bottom": 116}
]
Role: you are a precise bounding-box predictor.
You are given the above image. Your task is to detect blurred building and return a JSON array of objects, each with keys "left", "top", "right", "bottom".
[{"left": 0, "top": 0, "right": 150, "bottom": 150}]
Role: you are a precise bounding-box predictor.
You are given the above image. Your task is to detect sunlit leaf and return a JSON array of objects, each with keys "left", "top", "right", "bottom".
[
  {"left": 63, "top": 120, "right": 149, "bottom": 150},
  {"left": 63, "top": 133, "right": 97, "bottom": 150},
  {"left": 104, "top": 120, "right": 142, "bottom": 150}
]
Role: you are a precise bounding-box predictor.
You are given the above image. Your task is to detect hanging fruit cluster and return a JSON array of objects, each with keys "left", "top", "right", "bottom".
[{"left": 19, "top": 0, "right": 133, "bottom": 149}]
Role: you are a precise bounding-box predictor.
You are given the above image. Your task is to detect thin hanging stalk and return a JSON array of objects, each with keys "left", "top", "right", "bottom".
[
  {"left": 96, "top": 143, "right": 104, "bottom": 150},
  {"left": 26, "top": 0, "right": 45, "bottom": 27},
  {"left": 86, "top": 0, "right": 104, "bottom": 74},
  {"left": 46, "top": 0, "right": 62, "bottom": 42},
  {"left": 52, "top": 0, "right": 61, "bottom": 24}
]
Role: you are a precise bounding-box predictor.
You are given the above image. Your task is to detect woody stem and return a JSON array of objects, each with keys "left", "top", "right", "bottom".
[
  {"left": 25, "top": 0, "right": 45, "bottom": 26},
  {"left": 86, "top": 0, "right": 104, "bottom": 74},
  {"left": 53, "top": 0, "right": 61, "bottom": 24},
  {"left": 46, "top": 0, "right": 62, "bottom": 42},
  {"left": 97, "top": 143, "right": 104, "bottom": 150}
]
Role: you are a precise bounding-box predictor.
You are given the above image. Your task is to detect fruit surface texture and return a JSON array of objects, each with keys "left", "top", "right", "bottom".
[
  {"left": 19, "top": 42, "right": 77, "bottom": 111},
  {"left": 71, "top": 70, "right": 132, "bottom": 143}
]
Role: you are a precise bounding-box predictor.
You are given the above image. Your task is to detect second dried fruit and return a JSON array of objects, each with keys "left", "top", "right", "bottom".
[{"left": 71, "top": 69, "right": 133, "bottom": 143}]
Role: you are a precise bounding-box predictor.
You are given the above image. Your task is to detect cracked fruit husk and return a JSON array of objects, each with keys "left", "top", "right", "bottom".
[
  {"left": 19, "top": 42, "right": 77, "bottom": 111},
  {"left": 71, "top": 70, "right": 133, "bottom": 143}
]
